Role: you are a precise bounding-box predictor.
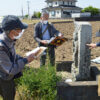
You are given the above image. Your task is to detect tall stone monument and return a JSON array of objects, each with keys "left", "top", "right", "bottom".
[{"left": 71, "top": 22, "right": 92, "bottom": 81}]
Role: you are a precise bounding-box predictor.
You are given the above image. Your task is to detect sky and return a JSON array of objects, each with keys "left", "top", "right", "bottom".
[{"left": 0, "top": 0, "right": 100, "bottom": 16}]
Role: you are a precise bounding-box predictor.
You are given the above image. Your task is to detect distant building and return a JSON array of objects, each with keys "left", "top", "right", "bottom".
[
  {"left": 0, "top": 16, "right": 4, "bottom": 33},
  {"left": 71, "top": 12, "right": 91, "bottom": 18},
  {"left": 0, "top": 16, "right": 4, "bottom": 27},
  {"left": 99, "top": 9, "right": 100, "bottom": 16},
  {"left": 42, "top": 0, "right": 82, "bottom": 18}
]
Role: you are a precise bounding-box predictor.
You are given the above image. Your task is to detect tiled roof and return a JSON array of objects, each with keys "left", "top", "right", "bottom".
[
  {"left": 45, "top": 0, "right": 77, "bottom": 2},
  {"left": 43, "top": 6, "right": 82, "bottom": 10}
]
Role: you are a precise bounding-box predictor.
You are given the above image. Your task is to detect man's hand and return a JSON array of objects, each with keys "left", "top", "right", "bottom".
[
  {"left": 26, "top": 53, "right": 36, "bottom": 63},
  {"left": 41, "top": 40, "right": 48, "bottom": 44},
  {"left": 86, "top": 43, "right": 97, "bottom": 49},
  {"left": 58, "top": 33, "right": 64, "bottom": 38}
]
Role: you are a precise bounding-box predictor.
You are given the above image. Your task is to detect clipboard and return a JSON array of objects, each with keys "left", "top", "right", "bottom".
[{"left": 49, "top": 36, "right": 68, "bottom": 47}]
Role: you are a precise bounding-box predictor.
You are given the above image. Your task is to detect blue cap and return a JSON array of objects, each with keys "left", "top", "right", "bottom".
[{"left": 2, "top": 15, "right": 28, "bottom": 31}]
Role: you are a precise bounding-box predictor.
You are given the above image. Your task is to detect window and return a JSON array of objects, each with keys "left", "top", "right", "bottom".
[
  {"left": 49, "top": 3, "right": 52, "bottom": 7},
  {"left": 51, "top": 11, "right": 55, "bottom": 16},
  {"left": 55, "top": 2, "right": 57, "bottom": 5},
  {"left": 68, "top": 2, "right": 69, "bottom": 5},
  {"left": 63, "top": 11, "right": 70, "bottom": 15},
  {"left": 71, "top": 2, "right": 72, "bottom": 5},
  {"left": 57, "top": 11, "right": 59, "bottom": 14},
  {"left": 63, "top": 1, "right": 64, "bottom": 5},
  {"left": 69, "top": 2, "right": 71, "bottom": 5}
]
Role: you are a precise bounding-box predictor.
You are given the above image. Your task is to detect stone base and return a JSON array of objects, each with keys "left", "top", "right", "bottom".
[
  {"left": 56, "top": 61, "right": 73, "bottom": 72},
  {"left": 57, "top": 81, "right": 100, "bottom": 100},
  {"left": 56, "top": 62, "right": 100, "bottom": 100}
]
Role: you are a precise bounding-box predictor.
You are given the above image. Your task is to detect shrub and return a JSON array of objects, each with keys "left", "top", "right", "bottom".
[
  {"left": 32, "top": 12, "right": 41, "bottom": 18},
  {"left": 15, "top": 66, "right": 61, "bottom": 100},
  {"left": 24, "top": 14, "right": 29, "bottom": 18}
]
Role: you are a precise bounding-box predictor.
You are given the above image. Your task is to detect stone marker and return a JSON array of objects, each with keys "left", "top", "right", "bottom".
[
  {"left": 98, "top": 75, "right": 100, "bottom": 96},
  {"left": 71, "top": 22, "right": 92, "bottom": 81}
]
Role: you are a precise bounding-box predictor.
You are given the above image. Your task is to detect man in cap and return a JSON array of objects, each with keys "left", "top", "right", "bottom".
[
  {"left": 0, "top": 15, "right": 36, "bottom": 100},
  {"left": 34, "top": 11, "right": 63, "bottom": 67}
]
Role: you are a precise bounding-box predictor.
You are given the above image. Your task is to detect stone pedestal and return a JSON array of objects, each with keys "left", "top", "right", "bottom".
[
  {"left": 71, "top": 22, "right": 92, "bottom": 81},
  {"left": 57, "top": 81, "right": 99, "bottom": 100}
]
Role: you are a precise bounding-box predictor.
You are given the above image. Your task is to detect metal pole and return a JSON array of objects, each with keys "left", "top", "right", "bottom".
[{"left": 27, "top": 0, "right": 30, "bottom": 19}]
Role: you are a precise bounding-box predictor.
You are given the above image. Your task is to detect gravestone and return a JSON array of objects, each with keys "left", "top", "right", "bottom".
[{"left": 71, "top": 22, "right": 92, "bottom": 81}]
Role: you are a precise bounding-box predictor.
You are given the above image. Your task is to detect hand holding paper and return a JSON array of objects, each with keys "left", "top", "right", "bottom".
[
  {"left": 41, "top": 40, "right": 49, "bottom": 45},
  {"left": 25, "top": 47, "right": 47, "bottom": 63},
  {"left": 26, "top": 53, "right": 36, "bottom": 63},
  {"left": 26, "top": 47, "right": 47, "bottom": 58}
]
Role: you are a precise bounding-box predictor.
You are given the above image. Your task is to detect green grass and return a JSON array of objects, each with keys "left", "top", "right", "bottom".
[
  {"left": 0, "top": 96, "right": 3, "bottom": 100},
  {"left": 15, "top": 66, "right": 62, "bottom": 100}
]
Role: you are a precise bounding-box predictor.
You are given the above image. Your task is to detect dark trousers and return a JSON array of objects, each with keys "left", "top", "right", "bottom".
[
  {"left": 0, "top": 78, "right": 15, "bottom": 100},
  {"left": 40, "top": 46, "right": 55, "bottom": 67}
]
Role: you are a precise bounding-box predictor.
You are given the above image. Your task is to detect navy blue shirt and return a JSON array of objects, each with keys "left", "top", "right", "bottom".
[
  {"left": 96, "top": 42, "right": 100, "bottom": 46},
  {"left": 0, "top": 28, "right": 3, "bottom": 34}
]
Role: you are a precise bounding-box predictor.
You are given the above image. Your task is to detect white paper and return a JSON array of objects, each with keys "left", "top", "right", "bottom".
[
  {"left": 91, "top": 57, "right": 100, "bottom": 64},
  {"left": 26, "top": 47, "right": 47, "bottom": 57},
  {"left": 65, "top": 79, "right": 72, "bottom": 83},
  {"left": 47, "top": 37, "right": 56, "bottom": 44},
  {"left": 44, "top": 37, "right": 56, "bottom": 44}
]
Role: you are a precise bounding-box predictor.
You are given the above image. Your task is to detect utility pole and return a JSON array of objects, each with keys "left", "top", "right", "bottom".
[
  {"left": 21, "top": 6, "right": 24, "bottom": 19},
  {"left": 27, "top": 0, "right": 30, "bottom": 19}
]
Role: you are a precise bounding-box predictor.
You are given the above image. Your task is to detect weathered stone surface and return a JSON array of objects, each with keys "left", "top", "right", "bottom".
[
  {"left": 56, "top": 61, "right": 73, "bottom": 72},
  {"left": 90, "top": 66, "right": 100, "bottom": 81},
  {"left": 57, "top": 81, "right": 100, "bottom": 100},
  {"left": 71, "top": 22, "right": 92, "bottom": 81}
]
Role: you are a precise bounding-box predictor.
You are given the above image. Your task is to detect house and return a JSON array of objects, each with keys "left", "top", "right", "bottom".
[
  {"left": 0, "top": 16, "right": 4, "bottom": 27},
  {"left": 42, "top": 0, "right": 82, "bottom": 18}
]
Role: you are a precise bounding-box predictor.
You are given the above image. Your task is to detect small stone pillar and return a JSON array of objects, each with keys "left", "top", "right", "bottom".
[{"left": 71, "top": 22, "right": 92, "bottom": 81}]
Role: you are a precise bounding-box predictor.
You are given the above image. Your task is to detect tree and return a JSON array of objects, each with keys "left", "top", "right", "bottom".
[
  {"left": 82, "top": 6, "right": 99, "bottom": 16},
  {"left": 36, "top": 12, "right": 41, "bottom": 18},
  {"left": 24, "top": 14, "right": 29, "bottom": 18},
  {"left": 32, "top": 11, "right": 41, "bottom": 18}
]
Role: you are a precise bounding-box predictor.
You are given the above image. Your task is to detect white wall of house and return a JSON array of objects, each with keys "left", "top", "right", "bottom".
[
  {"left": 72, "top": 2, "right": 75, "bottom": 6},
  {"left": 49, "top": 8, "right": 81, "bottom": 18},
  {"left": 59, "top": 1, "right": 63, "bottom": 5},
  {"left": 56, "top": 10, "right": 61, "bottom": 18},
  {"left": 65, "top": 1, "right": 76, "bottom": 6},
  {"left": 49, "top": 10, "right": 61, "bottom": 18},
  {"left": 47, "top": 3, "right": 52, "bottom": 7},
  {"left": 71, "top": 12, "right": 91, "bottom": 18},
  {"left": 47, "top": 1, "right": 76, "bottom": 7},
  {"left": 52, "top": 1, "right": 59, "bottom": 7}
]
